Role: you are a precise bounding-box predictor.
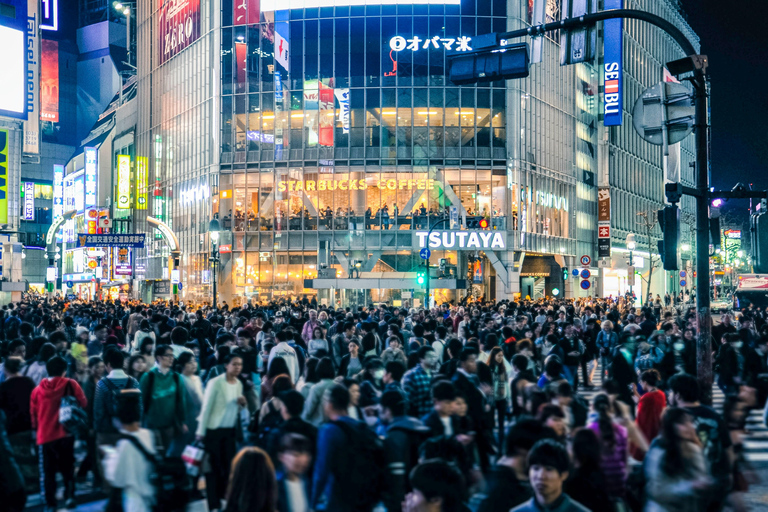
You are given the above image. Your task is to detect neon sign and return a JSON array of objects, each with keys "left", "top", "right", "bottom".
[{"left": 389, "top": 35, "right": 472, "bottom": 52}]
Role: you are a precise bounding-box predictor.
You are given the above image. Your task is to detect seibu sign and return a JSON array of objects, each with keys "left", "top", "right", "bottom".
[{"left": 415, "top": 230, "right": 505, "bottom": 251}]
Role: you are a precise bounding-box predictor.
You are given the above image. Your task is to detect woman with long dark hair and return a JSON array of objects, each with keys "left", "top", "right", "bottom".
[
  {"left": 565, "top": 428, "right": 613, "bottom": 511},
  {"left": 486, "top": 346, "right": 509, "bottom": 447},
  {"left": 644, "top": 408, "right": 711, "bottom": 512},
  {"left": 588, "top": 393, "right": 628, "bottom": 500},
  {"left": 225, "top": 447, "right": 277, "bottom": 512}
]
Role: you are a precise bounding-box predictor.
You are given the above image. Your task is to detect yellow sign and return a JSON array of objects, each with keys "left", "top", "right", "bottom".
[
  {"left": 277, "top": 178, "right": 436, "bottom": 192},
  {"left": 117, "top": 155, "right": 131, "bottom": 209},
  {"left": 136, "top": 156, "right": 148, "bottom": 209},
  {"left": 0, "top": 129, "right": 8, "bottom": 224}
]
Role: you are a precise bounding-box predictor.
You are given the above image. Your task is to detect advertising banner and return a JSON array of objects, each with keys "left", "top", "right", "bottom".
[
  {"left": 40, "top": 0, "right": 58, "bottom": 30},
  {"left": 85, "top": 148, "right": 97, "bottom": 207},
  {"left": 275, "top": 24, "right": 289, "bottom": 70},
  {"left": 77, "top": 233, "right": 146, "bottom": 248},
  {"left": 53, "top": 164, "right": 64, "bottom": 218},
  {"left": 0, "top": 129, "right": 8, "bottom": 224},
  {"left": 233, "top": 0, "right": 259, "bottom": 25},
  {"left": 603, "top": 0, "right": 623, "bottom": 126},
  {"left": 116, "top": 155, "right": 131, "bottom": 209},
  {"left": 319, "top": 82, "right": 334, "bottom": 147},
  {"left": 23, "top": 0, "right": 40, "bottom": 154},
  {"left": 0, "top": 0, "right": 28, "bottom": 120},
  {"left": 597, "top": 187, "right": 610, "bottom": 222},
  {"left": 23, "top": 182, "right": 34, "bottom": 220},
  {"left": 158, "top": 0, "right": 201, "bottom": 65},
  {"left": 136, "top": 156, "right": 148, "bottom": 209},
  {"left": 334, "top": 88, "right": 350, "bottom": 133},
  {"left": 40, "top": 39, "right": 59, "bottom": 122},
  {"left": 114, "top": 247, "right": 132, "bottom": 276},
  {"left": 598, "top": 223, "right": 611, "bottom": 258}
]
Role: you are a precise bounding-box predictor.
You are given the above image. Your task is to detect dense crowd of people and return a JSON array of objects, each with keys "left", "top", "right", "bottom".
[{"left": 0, "top": 294, "right": 764, "bottom": 512}]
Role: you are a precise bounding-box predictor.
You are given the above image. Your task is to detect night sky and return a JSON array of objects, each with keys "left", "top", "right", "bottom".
[{"left": 682, "top": 0, "right": 768, "bottom": 191}]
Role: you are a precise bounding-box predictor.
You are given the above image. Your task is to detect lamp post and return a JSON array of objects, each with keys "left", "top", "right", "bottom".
[
  {"left": 627, "top": 233, "right": 636, "bottom": 303},
  {"left": 209, "top": 219, "right": 220, "bottom": 310},
  {"left": 113, "top": 2, "right": 134, "bottom": 68}
]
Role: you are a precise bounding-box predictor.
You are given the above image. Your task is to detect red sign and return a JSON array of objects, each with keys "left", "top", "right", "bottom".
[
  {"left": 219, "top": 244, "right": 232, "bottom": 254},
  {"left": 40, "top": 40, "right": 59, "bottom": 122},
  {"left": 158, "top": 0, "right": 202, "bottom": 65},
  {"left": 598, "top": 225, "right": 610, "bottom": 238},
  {"left": 233, "top": 0, "right": 259, "bottom": 25},
  {"left": 318, "top": 82, "right": 334, "bottom": 147}
]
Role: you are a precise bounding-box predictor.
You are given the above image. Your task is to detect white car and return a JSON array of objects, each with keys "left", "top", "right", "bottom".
[{"left": 711, "top": 298, "right": 732, "bottom": 312}]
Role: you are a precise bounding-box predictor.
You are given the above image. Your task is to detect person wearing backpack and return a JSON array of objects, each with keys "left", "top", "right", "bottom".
[
  {"left": 379, "top": 390, "right": 431, "bottom": 512},
  {"left": 30, "top": 355, "right": 87, "bottom": 511},
  {"left": 139, "top": 344, "right": 187, "bottom": 453},
  {"left": 94, "top": 349, "right": 141, "bottom": 446},
  {"left": 311, "top": 383, "right": 384, "bottom": 512},
  {"left": 105, "top": 389, "right": 157, "bottom": 512}
]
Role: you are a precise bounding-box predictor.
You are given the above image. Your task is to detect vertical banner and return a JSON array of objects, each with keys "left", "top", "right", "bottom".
[
  {"left": 40, "top": 0, "right": 58, "bottom": 30},
  {"left": 234, "top": 0, "right": 259, "bottom": 25},
  {"left": 334, "top": 88, "right": 350, "bottom": 133},
  {"left": 116, "top": 154, "right": 131, "bottom": 209},
  {"left": 0, "top": 129, "right": 8, "bottom": 224},
  {"left": 114, "top": 247, "right": 132, "bottom": 275},
  {"left": 53, "top": 164, "right": 63, "bottom": 217},
  {"left": 84, "top": 147, "right": 97, "bottom": 207},
  {"left": 24, "top": 0, "right": 40, "bottom": 154},
  {"left": 40, "top": 39, "right": 59, "bottom": 122},
  {"left": 136, "top": 156, "right": 148, "bottom": 209},
  {"left": 275, "top": 23, "right": 289, "bottom": 71},
  {"left": 235, "top": 41, "right": 247, "bottom": 85},
  {"left": 23, "top": 182, "right": 34, "bottom": 220},
  {"left": 603, "top": 0, "right": 623, "bottom": 126},
  {"left": 598, "top": 187, "right": 611, "bottom": 258},
  {"left": 318, "top": 82, "right": 334, "bottom": 147}
]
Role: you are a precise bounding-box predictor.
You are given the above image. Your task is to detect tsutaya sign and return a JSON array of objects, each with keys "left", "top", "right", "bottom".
[
  {"left": 415, "top": 231, "right": 506, "bottom": 251},
  {"left": 278, "top": 178, "right": 436, "bottom": 192}
]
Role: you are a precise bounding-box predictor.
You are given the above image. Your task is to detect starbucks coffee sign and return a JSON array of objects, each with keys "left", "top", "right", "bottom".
[{"left": 415, "top": 231, "right": 506, "bottom": 251}]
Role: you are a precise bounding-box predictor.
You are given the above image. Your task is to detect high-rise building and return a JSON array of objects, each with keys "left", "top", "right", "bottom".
[
  {"left": 129, "top": 0, "right": 601, "bottom": 305},
  {"left": 598, "top": 0, "right": 699, "bottom": 301}
]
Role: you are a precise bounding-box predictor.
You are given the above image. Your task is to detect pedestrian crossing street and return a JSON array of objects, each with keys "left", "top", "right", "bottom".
[{"left": 576, "top": 365, "right": 768, "bottom": 467}]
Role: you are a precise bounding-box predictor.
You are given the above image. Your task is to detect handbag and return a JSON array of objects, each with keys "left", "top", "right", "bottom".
[
  {"left": 59, "top": 380, "right": 88, "bottom": 437},
  {"left": 181, "top": 441, "right": 206, "bottom": 477}
]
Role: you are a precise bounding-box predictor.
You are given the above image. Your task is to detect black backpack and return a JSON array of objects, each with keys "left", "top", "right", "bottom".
[
  {"left": 254, "top": 400, "right": 283, "bottom": 447},
  {"left": 111, "top": 434, "right": 191, "bottom": 512},
  {"left": 331, "top": 420, "right": 386, "bottom": 511},
  {"left": 103, "top": 377, "right": 138, "bottom": 418}
]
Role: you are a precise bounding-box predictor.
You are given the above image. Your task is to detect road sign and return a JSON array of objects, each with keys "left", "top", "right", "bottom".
[
  {"left": 580, "top": 280, "right": 591, "bottom": 290},
  {"left": 66, "top": 281, "right": 73, "bottom": 288},
  {"left": 572, "top": 269, "right": 580, "bottom": 277},
  {"left": 679, "top": 270, "right": 686, "bottom": 278},
  {"left": 580, "top": 269, "right": 591, "bottom": 279},
  {"left": 67, "top": 294, "right": 76, "bottom": 301},
  {"left": 178, "top": 283, "right": 183, "bottom": 290},
  {"left": 680, "top": 280, "right": 687, "bottom": 287},
  {"left": 632, "top": 81, "right": 695, "bottom": 146},
  {"left": 580, "top": 255, "right": 591, "bottom": 266},
  {"left": 419, "top": 248, "right": 431, "bottom": 260},
  {"left": 598, "top": 258, "right": 610, "bottom": 268}
]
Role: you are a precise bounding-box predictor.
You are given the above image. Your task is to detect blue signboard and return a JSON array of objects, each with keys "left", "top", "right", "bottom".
[
  {"left": 76, "top": 234, "right": 146, "bottom": 248},
  {"left": 572, "top": 269, "right": 580, "bottom": 277},
  {"left": 580, "top": 280, "right": 591, "bottom": 290},
  {"left": 419, "top": 248, "right": 431, "bottom": 260},
  {"left": 603, "top": 0, "right": 623, "bottom": 126}
]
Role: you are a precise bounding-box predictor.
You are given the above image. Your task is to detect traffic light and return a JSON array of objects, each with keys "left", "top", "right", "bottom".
[
  {"left": 657, "top": 206, "right": 680, "bottom": 271},
  {"left": 449, "top": 43, "right": 530, "bottom": 85},
  {"left": 467, "top": 218, "right": 489, "bottom": 229},
  {"left": 563, "top": 267, "right": 568, "bottom": 281},
  {"left": 416, "top": 270, "right": 426, "bottom": 285},
  {"left": 479, "top": 218, "right": 490, "bottom": 229},
  {"left": 751, "top": 213, "right": 768, "bottom": 273},
  {"left": 560, "top": 0, "right": 598, "bottom": 65}
]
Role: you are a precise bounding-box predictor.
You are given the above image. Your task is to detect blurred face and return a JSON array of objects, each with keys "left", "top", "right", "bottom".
[
  {"left": 422, "top": 351, "right": 438, "bottom": 369},
  {"left": 349, "top": 342, "right": 359, "bottom": 356},
  {"left": 403, "top": 489, "right": 441, "bottom": 512},
  {"left": 389, "top": 339, "right": 401, "bottom": 351},
  {"left": 530, "top": 464, "right": 567, "bottom": 502},
  {"left": 348, "top": 384, "right": 360, "bottom": 406},
  {"left": 435, "top": 399, "right": 455, "bottom": 416},
  {"left": 494, "top": 351, "right": 504, "bottom": 364},
  {"left": 545, "top": 415, "right": 566, "bottom": 436},
  {"left": 226, "top": 357, "right": 243, "bottom": 377},
  {"left": 132, "top": 357, "right": 146, "bottom": 374},
  {"left": 184, "top": 359, "right": 198, "bottom": 375},
  {"left": 91, "top": 361, "right": 105, "bottom": 378},
  {"left": 279, "top": 450, "right": 312, "bottom": 476},
  {"left": 157, "top": 350, "right": 174, "bottom": 369},
  {"left": 454, "top": 397, "right": 467, "bottom": 416}
]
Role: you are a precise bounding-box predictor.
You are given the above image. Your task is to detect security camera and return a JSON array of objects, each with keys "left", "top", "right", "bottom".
[{"left": 732, "top": 182, "right": 748, "bottom": 193}]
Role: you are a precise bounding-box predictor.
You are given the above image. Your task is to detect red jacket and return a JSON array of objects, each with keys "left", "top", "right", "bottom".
[{"left": 30, "top": 377, "right": 87, "bottom": 445}]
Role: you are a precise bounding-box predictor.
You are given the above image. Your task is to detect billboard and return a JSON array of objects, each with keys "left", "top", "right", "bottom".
[
  {"left": 40, "top": 0, "right": 58, "bottom": 31},
  {"left": 603, "top": 0, "right": 623, "bottom": 126},
  {"left": 53, "top": 164, "right": 64, "bottom": 218},
  {"left": 23, "top": 0, "right": 39, "bottom": 154},
  {"left": 116, "top": 155, "right": 131, "bottom": 209},
  {"left": 597, "top": 187, "right": 611, "bottom": 258},
  {"left": 158, "top": 0, "right": 201, "bottom": 65},
  {"left": 136, "top": 156, "right": 148, "bottom": 209},
  {"left": 0, "top": 0, "right": 27, "bottom": 120},
  {"left": 23, "top": 182, "right": 34, "bottom": 220},
  {"left": 40, "top": 39, "right": 59, "bottom": 122},
  {"left": 114, "top": 247, "right": 132, "bottom": 276},
  {"left": 84, "top": 147, "right": 97, "bottom": 207},
  {"left": 0, "top": 129, "right": 8, "bottom": 224}
]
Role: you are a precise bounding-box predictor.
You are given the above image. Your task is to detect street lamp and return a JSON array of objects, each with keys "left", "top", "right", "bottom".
[
  {"left": 113, "top": 1, "right": 134, "bottom": 68},
  {"left": 209, "top": 218, "right": 220, "bottom": 310},
  {"left": 682, "top": 243, "right": 691, "bottom": 252},
  {"left": 626, "top": 234, "right": 636, "bottom": 302}
]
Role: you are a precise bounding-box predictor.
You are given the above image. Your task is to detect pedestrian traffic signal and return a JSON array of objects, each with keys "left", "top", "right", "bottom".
[
  {"left": 449, "top": 43, "right": 530, "bottom": 85},
  {"left": 657, "top": 206, "right": 680, "bottom": 271},
  {"left": 560, "top": 0, "right": 598, "bottom": 65},
  {"left": 416, "top": 270, "right": 426, "bottom": 285},
  {"left": 563, "top": 267, "right": 568, "bottom": 280}
]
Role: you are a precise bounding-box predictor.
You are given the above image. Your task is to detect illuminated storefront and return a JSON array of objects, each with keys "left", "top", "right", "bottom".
[{"left": 134, "top": 0, "right": 596, "bottom": 304}]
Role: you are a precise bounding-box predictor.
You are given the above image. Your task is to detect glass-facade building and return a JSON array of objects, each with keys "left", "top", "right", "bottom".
[{"left": 134, "top": 0, "right": 597, "bottom": 305}]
